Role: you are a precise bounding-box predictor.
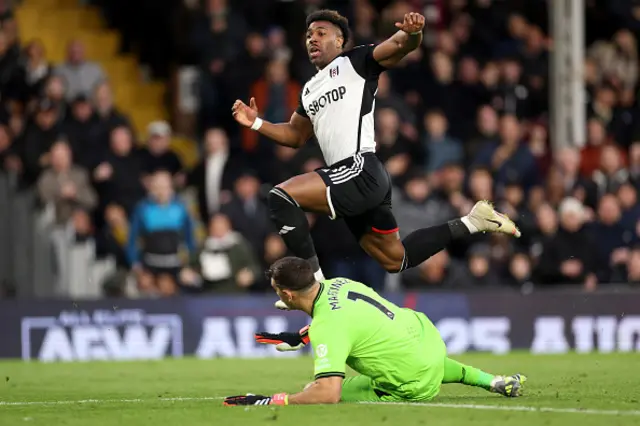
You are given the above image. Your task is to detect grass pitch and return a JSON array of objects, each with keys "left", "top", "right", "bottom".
[{"left": 1, "top": 353, "right": 639, "bottom": 426}]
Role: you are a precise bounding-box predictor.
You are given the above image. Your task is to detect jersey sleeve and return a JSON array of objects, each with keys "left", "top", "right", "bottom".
[
  {"left": 344, "top": 44, "right": 387, "bottom": 79},
  {"left": 308, "top": 319, "right": 350, "bottom": 380},
  {"left": 295, "top": 91, "right": 309, "bottom": 118}
]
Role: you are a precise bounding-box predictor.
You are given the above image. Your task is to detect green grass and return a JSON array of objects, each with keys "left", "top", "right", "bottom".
[{"left": 1, "top": 353, "right": 639, "bottom": 426}]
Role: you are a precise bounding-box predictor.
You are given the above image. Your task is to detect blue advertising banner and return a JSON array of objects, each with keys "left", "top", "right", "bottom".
[{"left": 1, "top": 292, "right": 638, "bottom": 361}]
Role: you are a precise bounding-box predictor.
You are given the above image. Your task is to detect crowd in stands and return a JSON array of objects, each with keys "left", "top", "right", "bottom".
[{"left": 3, "top": 0, "right": 640, "bottom": 298}]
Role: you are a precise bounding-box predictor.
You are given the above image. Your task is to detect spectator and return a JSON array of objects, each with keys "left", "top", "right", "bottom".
[
  {"left": 466, "top": 243, "right": 502, "bottom": 287},
  {"left": 467, "top": 167, "right": 494, "bottom": 203},
  {"left": 556, "top": 147, "right": 597, "bottom": 209},
  {"left": 506, "top": 251, "right": 534, "bottom": 289},
  {"left": 423, "top": 51, "right": 455, "bottom": 119},
  {"left": 402, "top": 250, "right": 468, "bottom": 288},
  {"left": 580, "top": 118, "right": 609, "bottom": 177},
  {"left": 92, "top": 126, "right": 145, "bottom": 217},
  {"left": 266, "top": 27, "right": 292, "bottom": 63},
  {"left": 21, "top": 99, "right": 61, "bottom": 184},
  {"left": 617, "top": 182, "right": 640, "bottom": 231},
  {"left": 376, "top": 72, "right": 417, "bottom": 135},
  {"left": 139, "top": 121, "right": 184, "bottom": 186},
  {"left": 422, "top": 110, "right": 463, "bottom": 174},
  {"left": 611, "top": 245, "right": 640, "bottom": 285},
  {"left": 590, "top": 194, "right": 634, "bottom": 282},
  {"left": 224, "top": 32, "right": 269, "bottom": 104},
  {"left": 375, "top": 108, "right": 413, "bottom": 185},
  {"left": 17, "top": 39, "right": 52, "bottom": 102},
  {"left": 529, "top": 202, "right": 559, "bottom": 263},
  {"left": 474, "top": 114, "right": 538, "bottom": 190},
  {"left": 534, "top": 197, "right": 597, "bottom": 290},
  {"left": 37, "top": 141, "right": 97, "bottom": 224},
  {"left": 588, "top": 29, "right": 638, "bottom": 91},
  {"left": 96, "top": 203, "right": 130, "bottom": 269},
  {"left": 242, "top": 59, "right": 301, "bottom": 159},
  {"left": 63, "top": 95, "right": 101, "bottom": 170},
  {"left": 0, "top": 124, "right": 20, "bottom": 175},
  {"left": 263, "top": 233, "right": 287, "bottom": 267},
  {"left": 54, "top": 40, "right": 106, "bottom": 101},
  {"left": 188, "top": 127, "right": 243, "bottom": 223},
  {"left": 183, "top": 213, "right": 260, "bottom": 293},
  {"left": 591, "top": 144, "right": 629, "bottom": 198},
  {"left": 393, "top": 173, "right": 457, "bottom": 238},
  {"left": 92, "top": 82, "right": 131, "bottom": 148},
  {"left": 466, "top": 105, "right": 499, "bottom": 166},
  {"left": 41, "top": 75, "right": 68, "bottom": 117},
  {"left": 0, "top": 30, "right": 19, "bottom": 100},
  {"left": 451, "top": 56, "right": 484, "bottom": 140},
  {"left": 220, "top": 171, "right": 272, "bottom": 260},
  {"left": 127, "top": 171, "right": 196, "bottom": 297}
]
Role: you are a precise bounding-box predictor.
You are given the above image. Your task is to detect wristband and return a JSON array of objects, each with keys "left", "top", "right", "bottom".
[
  {"left": 409, "top": 31, "right": 422, "bottom": 36},
  {"left": 271, "top": 393, "right": 288, "bottom": 406},
  {"left": 251, "top": 117, "right": 263, "bottom": 131}
]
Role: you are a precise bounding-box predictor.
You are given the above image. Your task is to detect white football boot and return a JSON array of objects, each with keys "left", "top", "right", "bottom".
[{"left": 464, "top": 200, "right": 521, "bottom": 238}]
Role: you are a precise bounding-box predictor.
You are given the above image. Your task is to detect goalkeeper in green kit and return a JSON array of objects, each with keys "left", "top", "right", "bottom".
[{"left": 223, "top": 257, "right": 526, "bottom": 406}]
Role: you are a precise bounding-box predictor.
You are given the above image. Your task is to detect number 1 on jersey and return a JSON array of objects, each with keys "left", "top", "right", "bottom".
[{"left": 347, "top": 291, "right": 395, "bottom": 320}]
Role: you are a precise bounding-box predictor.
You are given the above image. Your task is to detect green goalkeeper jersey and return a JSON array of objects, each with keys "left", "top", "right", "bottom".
[{"left": 308, "top": 278, "right": 445, "bottom": 396}]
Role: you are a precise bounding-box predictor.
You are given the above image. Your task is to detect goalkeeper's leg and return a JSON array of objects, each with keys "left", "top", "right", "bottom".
[{"left": 443, "top": 357, "right": 526, "bottom": 397}]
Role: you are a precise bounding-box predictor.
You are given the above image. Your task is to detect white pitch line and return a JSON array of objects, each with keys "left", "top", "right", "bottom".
[
  {"left": 1, "top": 397, "right": 639, "bottom": 417},
  {"left": 0, "top": 397, "right": 221, "bottom": 406},
  {"left": 360, "top": 402, "right": 640, "bottom": 417}
]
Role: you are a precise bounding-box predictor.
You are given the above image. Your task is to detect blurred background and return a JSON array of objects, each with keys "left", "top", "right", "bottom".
[{"left": 0, "top": 0, "right": 638, "bottom": 310}]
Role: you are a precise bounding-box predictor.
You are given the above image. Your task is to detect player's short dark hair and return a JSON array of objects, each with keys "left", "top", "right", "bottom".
[
  {"left": 266, "top": 257, "right": 316, "bottom": 291},
  {"left": 306, "top": 9, "right": 350, "bottom": 48}
]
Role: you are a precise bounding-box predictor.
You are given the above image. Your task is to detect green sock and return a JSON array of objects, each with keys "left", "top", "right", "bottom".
[{"left": 442, "top": 357, "right": 494, "bottom": 390}]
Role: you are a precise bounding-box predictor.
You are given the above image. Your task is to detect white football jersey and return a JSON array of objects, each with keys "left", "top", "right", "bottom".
[{"left": 297, "top": 45, "right": 385, "bottom": 166}]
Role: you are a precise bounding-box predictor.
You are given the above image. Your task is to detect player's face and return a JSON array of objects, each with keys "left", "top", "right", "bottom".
[
  {"left": 306, "top": 21, "right": 342, "bottom": 69},
  {"left": 271, "top": 279, "right": 294, "bottom": 307}
]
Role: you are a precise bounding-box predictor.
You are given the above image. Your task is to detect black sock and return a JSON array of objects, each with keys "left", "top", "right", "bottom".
[
  {"left": 401, "top": 219, "right": 470, "bottom": 270},
  {"left": 268, "top": 187, "right": 319, "bottom": 263}
]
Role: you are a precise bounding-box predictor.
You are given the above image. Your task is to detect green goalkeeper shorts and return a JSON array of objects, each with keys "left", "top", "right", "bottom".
[{"left": 340, "top": 312, "right": 446, "bottom": 403}]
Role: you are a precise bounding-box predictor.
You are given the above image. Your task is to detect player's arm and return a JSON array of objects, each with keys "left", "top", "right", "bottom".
[
  {"left": 287, "top": 376, "right": 342, "bottom": 404},
  {"left": 224, "top": 321, "right": 349, "bottom": 406},
  {"left": 373, "top": 12, "right": 425, "bottom": 68},
  {"left": 232, "top": 97, "right": 313, "bottom": 148}
]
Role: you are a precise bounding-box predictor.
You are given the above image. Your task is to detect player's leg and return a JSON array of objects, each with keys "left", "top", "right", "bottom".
[
  {"left": 268, "top": 172, "right": 330, "bottom": 281},
  {"left": 355, "top": 198, "right": 521, "bottom": 273},
  {"left": 442, "top": 357, "right": 527, "bottom": 397}
]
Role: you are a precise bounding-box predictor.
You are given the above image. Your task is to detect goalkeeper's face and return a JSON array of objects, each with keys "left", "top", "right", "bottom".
[{"left": 271, "top": 279, "right": 297, "bottom": 309}]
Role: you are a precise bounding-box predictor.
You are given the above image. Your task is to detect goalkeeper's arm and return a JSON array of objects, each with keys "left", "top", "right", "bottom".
[
  {"left": 288, "top": 376, "right": 342, "bottom": 404},
  {"left": 223, "top": 376, "right": 342, "bottom": 406}
]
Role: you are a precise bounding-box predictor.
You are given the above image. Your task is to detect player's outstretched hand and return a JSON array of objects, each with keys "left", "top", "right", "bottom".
[
  {"left": 224, "top": 394, "right": 273, "bottom": 406},
  {"left": 395, "top": 12, "right": 425, "bottom": 35},
  {"left": 231, "top": 97, "right": 259, "bottom": 128},
  {"left": 255, "top": 325, "right": 310, "bottom": 352}
]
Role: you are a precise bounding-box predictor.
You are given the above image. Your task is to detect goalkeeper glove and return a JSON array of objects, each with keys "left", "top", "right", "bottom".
[
  {"left": 254, "top": 325, "right": 310, "bottom": 352},
  {"left": 224, "top": 393, "right": 288, "bottom": 406}
]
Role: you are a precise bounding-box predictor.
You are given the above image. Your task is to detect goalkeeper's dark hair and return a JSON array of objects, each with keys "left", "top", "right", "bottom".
[
  {"left": 306, "top": 9, "right": 350, "bottom": 48},
  {"left": 266, "top": 257, "right": 316, "bottom": 291}
]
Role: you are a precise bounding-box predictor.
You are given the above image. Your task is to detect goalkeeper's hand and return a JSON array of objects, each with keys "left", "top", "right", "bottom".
[
  {"left": 254, "top": 325, "right": 310, "bottom": 352},
  {"left": 224, "top": 393, "right": 288, "bottom": 406}
]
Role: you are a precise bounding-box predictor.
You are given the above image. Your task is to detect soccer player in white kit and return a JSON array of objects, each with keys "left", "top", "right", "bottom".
[{"left": 232, "top": 10, "right": 520, "bottom": 290}]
